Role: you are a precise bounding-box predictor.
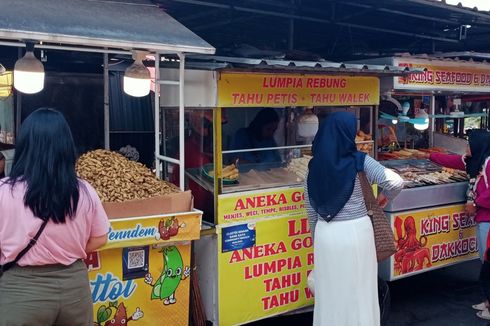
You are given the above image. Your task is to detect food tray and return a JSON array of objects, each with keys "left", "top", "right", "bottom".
[
  {"left": 408, "top": 160, "right": 441, "bottom": 171},
  {"left": 383, "top": 181, "right": 467, "bottom": 212},
  {"left": 201, "top": 164, "right": 239, "bottom": 185}
]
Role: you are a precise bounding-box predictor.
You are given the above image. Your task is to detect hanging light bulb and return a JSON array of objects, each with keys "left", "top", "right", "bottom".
[
  {"left": 123, "top": 50, "right": 151, "bottom": 97},
  {"left": 14, "top": 42, "right": 45, "bottom": 94},
  {"left": 297, "top": 107, "right": 319, "bottom": 138},
  {"left": 414, "top": 109, "right": 429, "bottom": 131},
  {"left": 392, "top": 119, "right": 398, "bottom": 125}
]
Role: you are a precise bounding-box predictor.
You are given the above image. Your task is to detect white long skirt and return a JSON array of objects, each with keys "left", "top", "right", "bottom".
[{"left": 313, "top": 216, "right": 380, "bottom": 326}]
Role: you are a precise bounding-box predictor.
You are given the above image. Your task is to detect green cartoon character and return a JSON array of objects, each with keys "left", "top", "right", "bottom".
[{"left": 145, "top": 246, "right": 190, "bottom": 305}]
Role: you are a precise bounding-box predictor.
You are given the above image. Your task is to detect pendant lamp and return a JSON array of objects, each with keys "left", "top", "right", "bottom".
[
  {"left": 124, "top": 51, "right": 151, "bottom": 97},
  {"left": 14, "top": 42, "right": 45, "bottom": 94}
]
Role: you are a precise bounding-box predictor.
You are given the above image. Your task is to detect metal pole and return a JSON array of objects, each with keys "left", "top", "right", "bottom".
[
  {"left": 288, "top": 0, "right": 294, "bottom": 50},
  {"left": 154, "top": 53, "right": 161, "bottom": 178},
  {"left": 374, "top": 105, "right": 379, "bottom": 160},
  {"left": 429, "top": 95, "right": 435, "bottom": 147},
  {"left": 15, "top": 47, "right": 22, "bottom": 138},
  {"left": 0, "top": 40, "right": 132, "bottom": 55},
  {"left": 213, "top": 106, "right": 223, "bottom": 224},
  {"left": 103, "top": 52, "right": 110, "bottom": 150},
  {"left": 178, "top": 52, "right": 186, "bottom": 191}
]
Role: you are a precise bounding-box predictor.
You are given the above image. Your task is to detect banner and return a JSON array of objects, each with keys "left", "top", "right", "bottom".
[
  {"left": 217, "top": 187, "right": 305, "bottom": 224},
  {"left": 102, "top": 212, "right": 201, "bottom": 250},
  {"left": 217, "top": 215, "right": 314, "bottom": 325},
  {"left": 394, "top": 58, "right": 490, "bottom": 92},
  {"left": 86, "top": 244, "right": 192, "bottom": 326},
  {"left": 217, "top": 72, "right": 380, "bottom": 107},
  {"left": 386, "top": 204, "right": 478, "bottom": 280}
]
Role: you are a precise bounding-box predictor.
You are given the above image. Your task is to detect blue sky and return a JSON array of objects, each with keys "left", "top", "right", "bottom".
[{"left": 445, "top": 0, "right": 490, "bottom": 11}]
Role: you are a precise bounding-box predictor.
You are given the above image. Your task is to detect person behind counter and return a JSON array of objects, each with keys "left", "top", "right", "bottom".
[
  {"left": 0, "top": 108, "right": 110, "bottom": 325},
  {"left": 0, "top": 123, "right": 15, "bottom": 179},
  {"left": 171, "top": 110, "right": 226, "bottom": 221},
  {"left": 417, "top": 130, "right": 490, "bottom": 319},
  {"left": 305, "top": 112, "right": 403, "bottom": 326},
  {"left": 231, "top": 108, "right": 281, "bottom": 165}
]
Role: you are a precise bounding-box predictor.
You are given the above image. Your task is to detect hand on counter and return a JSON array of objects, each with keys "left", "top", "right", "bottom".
[
  {"left": 414, "top": 152, "right": 430, "bottom": 160},
  {"left": 377, "top": 193, "right": 389, "bottom": 209},
  {"left": 465, "top": 202, "right": 477, "bottom": 217}
]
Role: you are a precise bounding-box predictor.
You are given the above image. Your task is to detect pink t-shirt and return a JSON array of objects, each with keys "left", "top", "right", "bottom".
[{"left": 0, "top": 179, "right": 110, "bottom": 266}]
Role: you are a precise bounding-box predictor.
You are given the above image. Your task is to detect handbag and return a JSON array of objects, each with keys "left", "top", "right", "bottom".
[
  {"left": 0, "top": 219, "right": 48, "bottom": 277},
  {"left": 358, "top": 171, "right": 396, "bottom": 262}
]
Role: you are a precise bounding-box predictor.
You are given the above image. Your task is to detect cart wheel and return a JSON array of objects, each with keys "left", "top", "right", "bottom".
[{"left": 378, "top": 277, "right": 391, "bottom": 326}]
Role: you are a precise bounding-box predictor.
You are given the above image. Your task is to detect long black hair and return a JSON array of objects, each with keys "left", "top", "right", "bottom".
[
  {"left": 8, "top": 108, "right": 80, "bottom": 223},
  {"left": 248, "top": 108, "right": 279, "bottom": 140},
  {"left": 466, "top": 129, "right": 490, "bottom": 179}
]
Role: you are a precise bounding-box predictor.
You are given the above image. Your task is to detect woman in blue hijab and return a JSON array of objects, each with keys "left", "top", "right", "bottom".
[{"left": 305, "top": 111, "right": 403, "bottom": 326}]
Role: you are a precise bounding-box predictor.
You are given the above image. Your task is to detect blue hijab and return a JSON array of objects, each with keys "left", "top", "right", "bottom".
[{"left": 307, "top": 112, "right": 366, "bottom": 221}]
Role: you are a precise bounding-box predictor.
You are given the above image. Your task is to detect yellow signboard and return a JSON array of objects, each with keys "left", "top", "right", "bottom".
[
  {"left": 217, "top": 187, "right": 305, "bottom": 224},
  {"left": 394, "top": 58, "right": 490, "bottom": 92},
  {"left": 218, "top": 215, "right": 314, "bottom": 326},
  {"left": 103, "top": 212, "right": 201, "bottom": 250},
  {"left": 217, "top": 72, "right": 380, "bottom": 107},
  {"left": 387, "top": 204, "right": 478, "bottom": 280},
  {"left": 87, "top": 244, "right": 191, "bottom": 326}
]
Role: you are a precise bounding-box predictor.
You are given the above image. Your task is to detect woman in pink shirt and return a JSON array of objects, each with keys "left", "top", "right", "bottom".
[
  {"left": 0, "top": 108, "right": 110, "bottom": 326},
  {"left": 420, "top": 129, "right": 490, "bottom": 316}
]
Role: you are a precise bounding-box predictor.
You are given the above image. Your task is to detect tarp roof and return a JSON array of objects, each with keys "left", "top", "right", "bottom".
[
  {"left": 167, "top": 55, "right": 427, "bottom": 77},
  {"left": 158, "top": 0, "right": 490, "bottom": 60},
  {"left": 0, "top": 0, "right": 215, "bottom": 54}
]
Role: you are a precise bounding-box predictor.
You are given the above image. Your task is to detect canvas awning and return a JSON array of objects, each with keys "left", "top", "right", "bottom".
[{"left": 0, "top": 0, "right": 215, "bottom": 54}]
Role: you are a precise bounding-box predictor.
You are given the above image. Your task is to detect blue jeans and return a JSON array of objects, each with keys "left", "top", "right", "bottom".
[{"left": 477, "top": 222, "right": 490, "bottom": 262}]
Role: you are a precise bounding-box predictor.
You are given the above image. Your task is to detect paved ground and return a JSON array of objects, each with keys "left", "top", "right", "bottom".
[{"left": 249, "top": 259, "right": 490, "bottom": 326}]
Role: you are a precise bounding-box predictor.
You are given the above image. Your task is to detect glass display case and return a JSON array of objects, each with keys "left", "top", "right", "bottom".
[
  {"left": 432, "top": 96, "right": 489, "bottom": 139},
  {"left": 183, "top": 105, "right": 375, "bottom": 223}
]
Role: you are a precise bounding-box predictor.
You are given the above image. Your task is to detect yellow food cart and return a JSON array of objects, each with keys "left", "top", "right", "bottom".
[
  {"left": 0, "top": 1, "right": 215, "bottom": 324},
  {"left": 159, "top": 55, "right": 422, "bottom": 325},
  {"left": 351, "top": 54, "right": 489, "bottom": 280}
]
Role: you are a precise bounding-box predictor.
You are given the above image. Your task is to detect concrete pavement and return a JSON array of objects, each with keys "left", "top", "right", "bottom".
[{"left": 250, "top": 259, "right": 489, "bottom": 326}]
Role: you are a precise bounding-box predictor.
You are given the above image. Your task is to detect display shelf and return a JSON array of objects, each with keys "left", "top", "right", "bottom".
[{"left": 186, "top": 168, "right": 302, "bottom": 194}]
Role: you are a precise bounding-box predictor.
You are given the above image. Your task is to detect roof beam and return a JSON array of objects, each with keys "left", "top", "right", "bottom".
[
  {"left": 165, "top": 0, "right": 460, "bottom": 43},
  {"left": 179, "top": 9, "right": 222, "bottom": 23},
  {"left": 338, "top": 1, "right": 466, "bottom": 26}
]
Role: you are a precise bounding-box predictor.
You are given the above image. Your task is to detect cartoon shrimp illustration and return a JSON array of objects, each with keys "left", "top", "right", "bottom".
[
  {"left": 94, "top": 302, "right": 143, "bottom": 326},
  {"left": 144, "top": 246, "right": 190, "bottom": 305}
]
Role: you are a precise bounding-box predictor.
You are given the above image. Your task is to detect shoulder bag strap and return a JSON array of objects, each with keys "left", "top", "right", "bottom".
[
  {"left": 1, "top": 219, "right": 49, "bottom": 273},
  {"left": 358, "top": 171, "right": 376, "bottom": 214}
]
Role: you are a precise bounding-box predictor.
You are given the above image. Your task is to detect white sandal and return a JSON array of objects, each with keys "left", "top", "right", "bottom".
[
  {"left": 477, "top": 310, "right": 490, "bottom": 320},
  {"left": 473, "top": 302, "right": 487, "bottom": 311}
]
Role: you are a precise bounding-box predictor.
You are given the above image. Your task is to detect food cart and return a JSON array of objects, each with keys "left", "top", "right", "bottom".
[
  {"left": 353, "top": 55, "right": 490, "bottom": 280},
  {"left": 159, "top": 55, "right": 423, "bottom": 325},
  {"left": 0, "top": 1, "right": 215, "bottom": 324}
]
